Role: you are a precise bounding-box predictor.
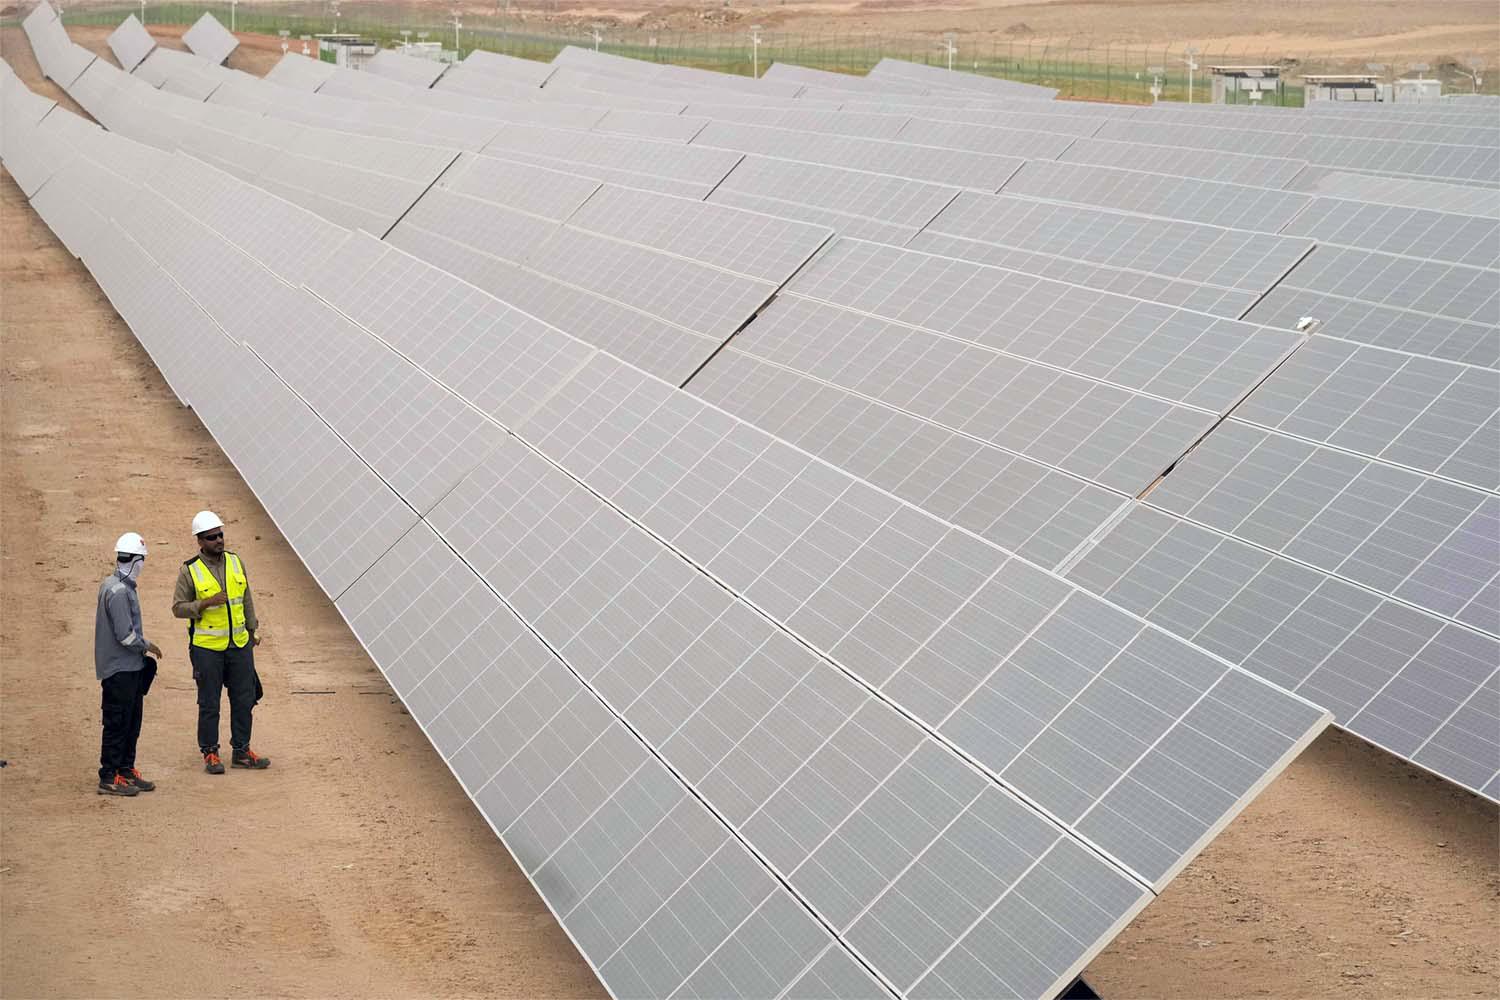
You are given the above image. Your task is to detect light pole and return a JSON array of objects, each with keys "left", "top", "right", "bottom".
[
  {"left": 330, "top": 0, "right": 339, "bottom": 34},
  {"left": 591, "top": 22, "right": 602, "bottom": 52},
  {"left": 1459, "top": 57, "right": 1484, "bottom": 93},
  {"left": 1183, "top": 45, "right": 1199, "bottom": 103},
  {"left": 750, "top": 24, "right": 762, "bottom": 78},
  {"left": 942, "top": 32, "right": 957, "bottom": 72},
  {"left": 229, "top": 0, "right": 237, "bottom": 32},
  {"left": 1148, "top": 64, "right": 1164, "bottom": 102},
  {"left": 138, "top": 0, "right": 145, "bottom": 23},
  {"left": 400, "top": 28, "right": 411, "bottom": 50}
]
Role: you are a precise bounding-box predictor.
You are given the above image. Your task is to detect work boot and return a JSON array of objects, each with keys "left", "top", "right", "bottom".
[
  {"left": 232, "top": 748, "right": 270, "bottom": 770},
  {"left": 123, "top": 767, "right": 156, "bottom": 792},
  {"left": 203, "top": 750, "right": 225, "bottom": 775},
  {"left": 98, "top": 774, "right": 140, "bottom": 796}
]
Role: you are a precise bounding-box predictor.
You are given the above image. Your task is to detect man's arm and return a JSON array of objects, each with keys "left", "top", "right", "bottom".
[
  {"left": 107, "top": 585, "right": 148, "bottom": 652},
  {"left": 172, "top": 563, "right": 202, "bottom": 619},
  {"left": 240, "top": 557, "right": 259, "bottom": 633}
]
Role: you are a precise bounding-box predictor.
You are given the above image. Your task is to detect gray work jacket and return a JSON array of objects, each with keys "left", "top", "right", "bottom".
[{"left": 95, "top": 569, "right": 148, "bottom": 682}]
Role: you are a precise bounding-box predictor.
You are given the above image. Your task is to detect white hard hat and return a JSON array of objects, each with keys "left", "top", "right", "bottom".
[
  {"left": 115, "top": 532, "right": 148, "bottom": 557},
  {"left": 191, "top": 510, "right": 224, "bottom": 536}
]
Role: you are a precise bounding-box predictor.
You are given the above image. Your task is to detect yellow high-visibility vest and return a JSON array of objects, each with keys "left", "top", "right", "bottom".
[{"left": 187, "top": 552, "right": 249, "bottom": 650}]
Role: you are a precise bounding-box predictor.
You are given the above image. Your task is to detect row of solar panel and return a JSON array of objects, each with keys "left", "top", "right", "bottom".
[
  {"left": 2, "top": 84, "right": 1338, "bottom": 999},
  {"left": 52, "top": 26, "right": 1500, "bottom": 388},
  {"left": 17, "top": 25, "right": 1494, "bottom": 803}
]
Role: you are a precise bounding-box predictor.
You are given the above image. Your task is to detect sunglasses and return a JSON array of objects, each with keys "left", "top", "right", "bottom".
[{"left": 199, "top": 532, "right": 224, "bottom": 541}]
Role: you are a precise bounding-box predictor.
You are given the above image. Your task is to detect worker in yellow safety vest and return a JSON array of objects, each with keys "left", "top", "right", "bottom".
[{"left": 171, "top": 510, "right": 271, "bottom": 774}]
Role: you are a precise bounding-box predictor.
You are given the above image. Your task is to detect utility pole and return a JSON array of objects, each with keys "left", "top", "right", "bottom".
[
  {"left": 591, "top": 22, "right": 603, "bottom": 52},
  {"left": 751, "top": 24, "right": 762, "bottom": 78},
  {"left": 230, "top": 0, "right": 237, "bottom": 32},
  {"left": 1183, "top": 45, "right": 1199, "bottom": 103},
  {"left": 450, "top": 9, "right": 462, "bottom": 55},
  {"left": 278, "top": 28, "right": 289, "bottom": 54},
  {"left": 138, "top": 0, "right": 145, "bottom": 23},
  {"left": 942, "top": 32, "right": 957, "bottom": 72}
]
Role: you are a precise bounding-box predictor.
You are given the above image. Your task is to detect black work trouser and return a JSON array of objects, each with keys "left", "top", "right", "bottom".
[
  {"left": 191, "top": 643, "right": 258, "bottom": 753},
  {"left": 99, "top": 658, "right": 155, "bottom": 783}
]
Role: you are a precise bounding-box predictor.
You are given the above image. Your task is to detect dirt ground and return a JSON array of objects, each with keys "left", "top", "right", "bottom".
[
  {"left": 2, "top": 21, "right": 1499, "bottom": 1000},
  {"left": 449, "top": 0, "right": 1500, "bottom": 71}
]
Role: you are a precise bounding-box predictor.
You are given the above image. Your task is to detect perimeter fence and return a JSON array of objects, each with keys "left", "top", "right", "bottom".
[{"left": 26, "top": 1, "right": 1500, "bottom": 105}]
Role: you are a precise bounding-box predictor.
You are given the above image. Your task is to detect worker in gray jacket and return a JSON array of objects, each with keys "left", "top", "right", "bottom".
[{"left": 95, "top": 532, "right": 164, "bottom": 797}]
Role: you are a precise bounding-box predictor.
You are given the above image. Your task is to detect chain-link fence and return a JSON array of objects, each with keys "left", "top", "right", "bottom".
[{"left": 29, "top": 1, "right": 1500, "bottom": 104}]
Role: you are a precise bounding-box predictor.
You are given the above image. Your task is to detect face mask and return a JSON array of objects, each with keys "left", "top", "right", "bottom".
[{"left": 120, "top": 557, "right": 144, "bottom": 583}]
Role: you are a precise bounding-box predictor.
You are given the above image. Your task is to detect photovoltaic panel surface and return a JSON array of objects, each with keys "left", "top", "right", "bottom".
[
  {"left": 365, "top": 48, "right": 450, "bottom": 89},
  {"left": 1058, "top": 137, "right": 1308, "bottom": 188},
  {"left": 291, "top": 235, "right": 1332, "bottom": 999},
  {"left": 1281, "top": 197, "right": 1500, "bottom": 268},
  {"left": 1001, "top": 161, "right": 1311, "bottom": 231},
  {"left": 699, "top": 248, "right": 1243, "bottom": 498},
  {"left": 481, "top": 127, "right": 742, "bottom": 200},
  {"left": 692, "top": 121, "right": 1023, "bottom": 192},
  {"left": 909, "top": 192, "right": 1313, "bottom": 318},
  {"left": 1067, "top": 503, "right": 1500, "bottom": 801},
  {"left": 6, "top": 92, "right": 1346, "bottom": 996},
  {"left": 1285, "top": 168, "right": 1500, "bottom": 218},
  {"left": 1229, "top": 336, "right": 1500, "bottom": 492},
  {"left": 106, "top": 13, "right": 155, "bottom": 72},
  {"left": 707, "top": 156, "right": 961, "bottom": 247},
  {"left": 262, "top": 52, "right": 337, "bottom": 90},
  {"left": 181, "top": 11, "right": 238, "bottom": 66}
]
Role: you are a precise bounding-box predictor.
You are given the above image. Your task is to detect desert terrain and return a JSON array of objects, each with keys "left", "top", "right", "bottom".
[{"left": 1, "top": 16, "right": 1498, "bottom": 1000}]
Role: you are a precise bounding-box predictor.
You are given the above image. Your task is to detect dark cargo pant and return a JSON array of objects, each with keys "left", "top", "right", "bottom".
[
  {"left": 100, "top": 656, "right": 156, "bottom": 783},
  {"left": 190, "top": 644, "right": 259, "bottom": 753}
]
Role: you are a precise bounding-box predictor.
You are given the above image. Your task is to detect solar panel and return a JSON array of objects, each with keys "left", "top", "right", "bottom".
[
  {"left": 447, "top": 47, "right": 556, "bottom": 87},
  {"left": 687, "top": 346, "right": 1132, "bottom": 568},
  {"left": 692, "top": 121, "right": 1024, "bottom": 191},
  {"left": 437, "top": 152, "right": 600, "bottom": 217},
  {"left": 893, "top": 118, "right": 1079, "bottom": 161},
  {"left": 1285, "top": 168, "right": 1500, "bottom": 218},
  {"left": 1138, "top": 103, "right": 1500, "bottom": 148},
  {"left": 707, "top": 156, "right": 960, "bottom": 247},
  {"left": 181, "top": 11, "right": 239, "bottom": 66},
  {"left": 1001, "top": 160, "right": 1311, "bottom": 230},
  {"left": 1265, "top": 245, "right": 1499, "bottom": 327},
  {"left": 333, "top": 520, "right": 886, "bottom": 1000},
  {"left": 1231, "top": 335, "right": 1500, "bottom": 490},
  {"left": 1151, "top": 415, "right": 1499, "bottom": 629},
  {"left": 262, "top": 52, "right": 337, "bottom": 91},
  {"left": 1244, "top": 289, "right": 1498, "bottom": 369},
  {"left": 1095, "top": 118, "right": 1500, "bottom": 185},
  {"left": 5, "top": 94, "right": 1345, "bottom": 993},
  {"left": 106, "top": 13, "right": 155, "bottom": 72},
  {"left": 0, "top": 102, "right": 70, "bottom": 196},
  {"left": 481, "top": 127, "right": 742, "bottom": 200},
  {"left": 433, "top": 65, "right": 552, "bottom": 102},
  {"left": 146, "top": 153, "right": 352, "bottom": 284},
  {"left": 1067, "top": 502, "right": 1500, "bottom": 800},
  {"left": 867, "top": 58, "right": 1060, "bottom": 99},
  {"left": 717, "top": 282, "right": 1218, "bottom": 497},
  {"left": 1281, "top": 196, "right": 1500, "bottom": 268},
  {"left": 785, "top": 239, "right": 1302, "bottom": 416},
  {"left": 909, "top": 191, "right": 1314, "bottom": 318},
  {"left": 592, "top": 108, "right": 709, "bottom": 144},
  {"left": 315, "top": 65, "right": 427, "bottom": 102},
  {"left": 514, "top": 352, "right": 1328, "bottom": 889},
  {"left": 365, "top": 48, "right": 450, "bottom": 89},
  {"left": 1059, "top": 137, "right": 1308, "bottom": 188},
  {"left": 24, "top": 8, "right": 95, "bottom": 88},
  {"left": 563, "top": 184, "right": 832, "bottom": 283}
]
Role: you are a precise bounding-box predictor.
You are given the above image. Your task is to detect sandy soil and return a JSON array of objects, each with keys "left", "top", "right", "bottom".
[
  {"left": 432, "top": 0, "right": 1500, "bottom": 69},
  {"left": 2, "top": 22, "right": 1498, "bottom": 1000}
]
